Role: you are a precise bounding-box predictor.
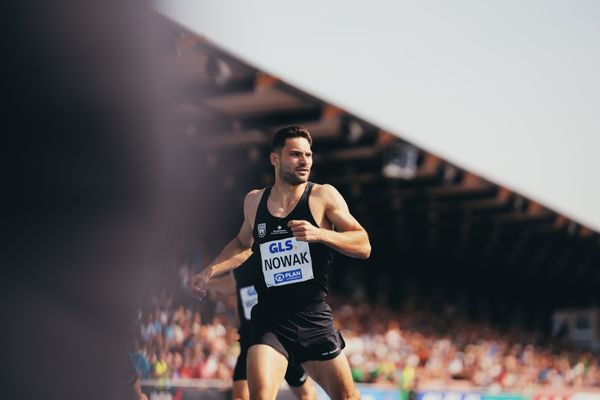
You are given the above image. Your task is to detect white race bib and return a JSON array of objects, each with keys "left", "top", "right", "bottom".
[
  {"left": 259, "top": 237, "right": 314, "bottom": 287},
  {"left": 239, "top": 285, "right": 258, "bottom": 321}
]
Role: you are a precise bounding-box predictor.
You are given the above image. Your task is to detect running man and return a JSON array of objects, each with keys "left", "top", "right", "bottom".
[
  {"left": 189, "top": 125, "right": 371, "bottom": 400},
  {"left": 201, "top": 252, "right": 316, "bottom": 400}
]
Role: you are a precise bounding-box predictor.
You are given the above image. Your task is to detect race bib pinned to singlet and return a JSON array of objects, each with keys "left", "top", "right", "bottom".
[
  {"left": 259, "top": 237, "right": 314, "bottom": 287},
  {"left": 239, "top": 285, "right": 258, "bottom": 321}
]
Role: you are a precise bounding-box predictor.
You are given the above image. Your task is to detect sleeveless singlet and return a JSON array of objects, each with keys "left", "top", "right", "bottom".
[{"left": 252, "top": 182, "right": 333, "bottom": 311}]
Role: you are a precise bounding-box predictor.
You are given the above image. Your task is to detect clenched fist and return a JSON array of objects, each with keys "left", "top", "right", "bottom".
[
  {"left": 187, "top": 267, "right": 212, "bottom": 301},
  {"left": 288, "top": 220, "right": 323, "bottom": 242}
]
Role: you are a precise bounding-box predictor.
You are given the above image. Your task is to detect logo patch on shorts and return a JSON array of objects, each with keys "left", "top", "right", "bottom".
[
  {"left": 321, "top": 347, "right": 340, "bottom": 356},
  {"left": 274, "top": 269, "right": 303, "bottom": 283}
]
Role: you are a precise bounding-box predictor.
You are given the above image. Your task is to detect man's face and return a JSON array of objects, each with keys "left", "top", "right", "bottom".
[{"left": 272, "top": 137, "right": 313, "bottom": 185}]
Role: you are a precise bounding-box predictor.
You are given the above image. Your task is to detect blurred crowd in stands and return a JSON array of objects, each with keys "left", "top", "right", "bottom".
[
  {"left": 131, "top": 262, "right": 600, "bottom": 391},
  {"left": 334, "top": 298, "right": 599, "bottom": 390}
]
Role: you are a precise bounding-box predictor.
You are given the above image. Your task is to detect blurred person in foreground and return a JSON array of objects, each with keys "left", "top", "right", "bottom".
[
  {"left": 189, "top": 126, "right": 371, "bottom": 400},
  {"left": 2, "top": 1, "right": 188, "bottom": 399}
]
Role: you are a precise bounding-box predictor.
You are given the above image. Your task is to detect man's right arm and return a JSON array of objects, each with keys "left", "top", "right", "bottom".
[
  {"left": 203, "top": 233, "right": 253, "bottom": 279},
  {"left": 188, "top": 190, "right": 260, "bottom": 299},
  {"left": 204, "top": 270, "right": 237, "bottom": 296}
]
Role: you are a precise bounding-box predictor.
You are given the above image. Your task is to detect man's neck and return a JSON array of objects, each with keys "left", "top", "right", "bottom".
[{"left": 271, "top": 180, "right": 307, "bottom": 207}]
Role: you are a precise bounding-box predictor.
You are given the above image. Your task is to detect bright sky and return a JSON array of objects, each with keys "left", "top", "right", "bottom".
[{"left": 154, "top": 0, "right": 600, "bottom": 231}]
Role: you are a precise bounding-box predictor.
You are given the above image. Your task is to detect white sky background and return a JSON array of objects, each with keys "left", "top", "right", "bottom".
[{"left": 154, "top": 0, "right": 600, "bottom": 231}]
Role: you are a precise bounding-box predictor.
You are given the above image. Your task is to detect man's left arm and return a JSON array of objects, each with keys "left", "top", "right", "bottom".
[{"left": 288, "top": 184, "right": 371, "bottom": 259}]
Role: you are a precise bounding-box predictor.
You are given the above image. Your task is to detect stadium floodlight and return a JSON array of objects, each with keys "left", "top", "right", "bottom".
[
  {"left": 442, "top": 164, "right": 459, "bottom": 185},
  {"left": 382, "top": 142, "right": 419, "bottom": 179},
  {"left": 346, "top": 120, "right": 365, "bottom": 143},
  {"left": 206, "top": 56, "right": 232, "bottom": 87}
]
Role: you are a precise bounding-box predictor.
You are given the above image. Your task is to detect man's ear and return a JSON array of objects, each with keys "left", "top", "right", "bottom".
[{"left": 270, "top": 151, "right": 278, "bottom": 167}]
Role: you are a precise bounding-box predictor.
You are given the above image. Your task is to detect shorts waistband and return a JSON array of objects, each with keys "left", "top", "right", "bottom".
[{"left": 256, "top": 300, "right": 329, "bottom": 313}]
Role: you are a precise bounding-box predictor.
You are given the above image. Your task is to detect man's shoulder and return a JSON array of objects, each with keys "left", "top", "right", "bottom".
[
  {"left": 245, "top": 188, "right": 265, "bottom": 202},
  {"left": 243, "top": 188, "right": 266, "bottom": 211},
  {"left": 311, "top": 183, "right": 339, "bottom": 198},
  {"left": 311, "top": 183, "right": 347, "bottom": 209}
]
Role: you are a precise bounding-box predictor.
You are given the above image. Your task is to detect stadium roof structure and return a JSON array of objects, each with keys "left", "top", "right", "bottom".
[{"left": 157, "top": 15, "right": 600, "bottom": 321}]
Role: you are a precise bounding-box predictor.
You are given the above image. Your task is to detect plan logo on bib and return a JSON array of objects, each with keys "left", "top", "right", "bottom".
[{"left": 274, "top": 269, "right": 303, "bottom": 283}]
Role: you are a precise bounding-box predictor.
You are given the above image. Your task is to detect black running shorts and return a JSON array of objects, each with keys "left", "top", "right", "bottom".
[
  {"left": 249, "top": 302, "right": 345, "bottom": 365},
  {"left": 233, "top": 325, "right": 308, "bottom": 387}
]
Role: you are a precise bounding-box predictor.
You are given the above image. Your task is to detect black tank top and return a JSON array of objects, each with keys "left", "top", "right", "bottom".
[
  {"left": 233, "top": 252, "right": 259, "bottom": 330},
  {"left": 252, "top": 182, "right": 333, "bottom": 311}
]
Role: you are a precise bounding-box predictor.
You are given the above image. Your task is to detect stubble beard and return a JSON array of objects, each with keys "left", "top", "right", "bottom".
[{"left": 281, "top": 170, "right": 308, "bottom": 186}]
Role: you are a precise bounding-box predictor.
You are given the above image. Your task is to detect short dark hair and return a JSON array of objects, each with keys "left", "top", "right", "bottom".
[{"left": 271, "top": 125, "right": 312, "bottom": 152}]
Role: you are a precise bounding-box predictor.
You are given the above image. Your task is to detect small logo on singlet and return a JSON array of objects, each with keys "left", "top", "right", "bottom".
[
  {"left": 257, "top": 223, "right": 266, "bottom": 238},
  {"left": 271, "top": 225, "right": 288, "bottom": 235}
]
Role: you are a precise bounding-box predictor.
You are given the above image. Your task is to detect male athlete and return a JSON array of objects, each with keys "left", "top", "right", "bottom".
[
  {"left": 202, "top": 252, "right": 316, "bottom": 400},
  {"left": 189, "top": 125, "right": 371, "bottom": 400}
]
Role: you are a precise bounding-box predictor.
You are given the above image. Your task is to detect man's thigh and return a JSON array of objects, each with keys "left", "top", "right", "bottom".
[
  {"left": 302, "top": 353, "right": 358, "bottom": 400},
  {"left": 232, "top": 380, "right": 249, "bottom": 400},
  {"left": 247, "top": 344, "right": 288, "bottom": 400},
  {"left": 288, "top": 376, "right": 316, "bottom": 400}
]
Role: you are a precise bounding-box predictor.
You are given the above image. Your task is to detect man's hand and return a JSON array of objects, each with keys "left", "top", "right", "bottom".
[
  {"left": 187, "top": 267, "right": 212, "bottom": 301},
  {"left": 288, "top": 220, "right": 323, "bottom": 242},
  {"left": 133, "top": 380, "right": 148, "bottom": 400}
]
